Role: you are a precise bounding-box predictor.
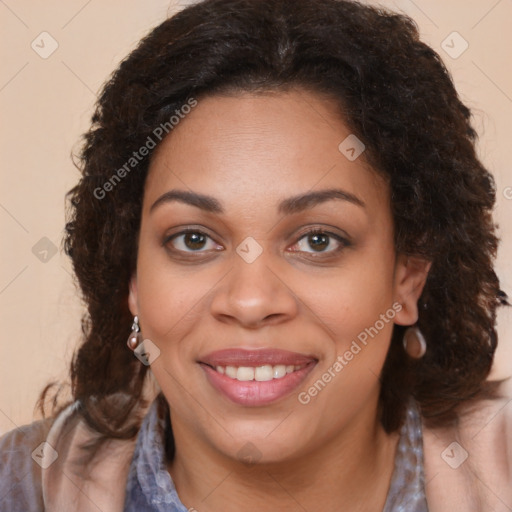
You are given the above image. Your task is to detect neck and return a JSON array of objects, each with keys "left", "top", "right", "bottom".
[{"left": 167, "top": 401, "right": 399, "bottom": 512}]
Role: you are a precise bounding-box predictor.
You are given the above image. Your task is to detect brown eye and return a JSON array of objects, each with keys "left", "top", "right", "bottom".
[
  {"left": 166, "top": 230, "right": 221, "bottom": 253},
  {"left": 306, "top": 232, "right": 330, "bottom": 251},
  {"left": 183, "top": 232, "right": 207, "bottom": 250},
  {"left": 289, "top": 228, "right": 350, "bottom": 255}
]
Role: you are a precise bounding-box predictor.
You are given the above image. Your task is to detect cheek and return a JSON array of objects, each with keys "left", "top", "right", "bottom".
[
  {"left": 300, "top": 252, "right": 396, "bottom": 384},
  {"left": 308, "top": 257, "right": 395, "bottom": 334},
  {"left": 137, "top": 274, "right": 209, "bottom": 344},
  {"left": 134, "top": 243, "right": 214, "bottom": 355},
  {"left": 294, "top": 290, "right": 395, "bottom": 438},
  {"left": 135, "top": 262, "right": 213, "bottom": 409}
]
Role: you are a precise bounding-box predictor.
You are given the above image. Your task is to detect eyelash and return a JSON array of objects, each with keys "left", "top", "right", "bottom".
[
  {"left": 289, "top": 228, "right": 350, "bottom": 255},
  {"left": 163, "top": 227, "right": 350, "bottom": 259}
]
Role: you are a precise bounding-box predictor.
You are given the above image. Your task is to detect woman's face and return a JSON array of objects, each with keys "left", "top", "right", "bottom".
[{"left": 129, "top": 89, "right": 427, "bottom": 463}]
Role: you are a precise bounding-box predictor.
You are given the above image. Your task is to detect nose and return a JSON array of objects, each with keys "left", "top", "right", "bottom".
[{"left": 209, "top": 252, "right": 298, "bottom": 329}]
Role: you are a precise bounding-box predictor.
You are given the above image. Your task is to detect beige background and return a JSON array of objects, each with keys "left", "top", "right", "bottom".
[{"left": 1, "top": 0, "right": 511, "bottom": 432}]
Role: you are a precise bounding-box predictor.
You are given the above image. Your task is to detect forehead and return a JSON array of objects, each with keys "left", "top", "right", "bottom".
[{"left": 144, "top": 90, "right": 388, "bottom": 214}]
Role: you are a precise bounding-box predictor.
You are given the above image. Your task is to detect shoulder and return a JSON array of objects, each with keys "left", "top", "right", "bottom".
[
  {"left": 0, "top": 396, "right": 149, "bottom": 512},
  {"left": 0, "top": 417, "right": 53, "bottom": 511},
  {"left": 42, "top": 398, "right": 140, "bottom": 512},
  {"left": 422, "top": 381, "right": 512, "bottom": 512}
]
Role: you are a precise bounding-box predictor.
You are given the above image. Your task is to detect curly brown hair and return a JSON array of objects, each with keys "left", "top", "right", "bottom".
[{"left": 43, "top": 0, "right": 508, "bottom": 443}]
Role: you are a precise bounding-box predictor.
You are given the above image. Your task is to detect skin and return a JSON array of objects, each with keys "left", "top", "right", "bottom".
[{"left": 128, "top": 89, "right": 430, "bottom": 511}]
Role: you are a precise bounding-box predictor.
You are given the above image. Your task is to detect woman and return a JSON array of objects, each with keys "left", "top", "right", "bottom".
[{"left": 1, "top": 0, "right": 510, "bottom": 510}]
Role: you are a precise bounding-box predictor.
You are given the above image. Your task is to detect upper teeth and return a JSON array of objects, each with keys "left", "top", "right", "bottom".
[{"left": 215, "top": 364, "right": 304, "bottom": 381}]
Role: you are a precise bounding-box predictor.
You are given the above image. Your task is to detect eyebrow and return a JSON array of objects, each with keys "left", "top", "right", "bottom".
[
  {"left": 149, "top": 187, "right": 365, "bottom": 214},
  {"left": 278, "top": 188, "right": 365, "bottom": 214}
]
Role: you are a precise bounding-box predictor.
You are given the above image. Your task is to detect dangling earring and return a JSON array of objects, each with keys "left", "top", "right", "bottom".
[
  {"left": 127, "top": 315, "right": 142, "bottom": 350},
  {"left": 403, "top": 326, "right": 427, "bottom": 359}
]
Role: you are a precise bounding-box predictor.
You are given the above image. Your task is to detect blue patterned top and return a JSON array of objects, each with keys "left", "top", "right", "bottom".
[
  {"left": 383, "top": 401, "right": 428, "bottom": 511},
  {"left": 124, "top": 399, "right": 428, "bottom": 511},
  {"left": 123, "top": 399, "right": 188, "bottom": 511}
]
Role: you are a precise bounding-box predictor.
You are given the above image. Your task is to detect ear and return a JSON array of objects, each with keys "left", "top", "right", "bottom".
[
  {"left": 393, "top": 254, "right": 431, "bottom": 326},
  {"left": 128, "top": 274, "right": 139, "bottom": 317}
]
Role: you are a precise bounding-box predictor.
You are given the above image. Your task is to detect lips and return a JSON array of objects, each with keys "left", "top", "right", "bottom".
[
  {"left": 200, "top": 348, "right": 316, "bottom": 367},
  {"left": 198, "top": 348, "right": 317, "bottom": 406}
]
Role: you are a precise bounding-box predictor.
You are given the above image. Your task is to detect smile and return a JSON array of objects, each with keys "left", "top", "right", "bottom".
[{"left": 198, "top": 348, "right": 317, "bottom": 406}]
